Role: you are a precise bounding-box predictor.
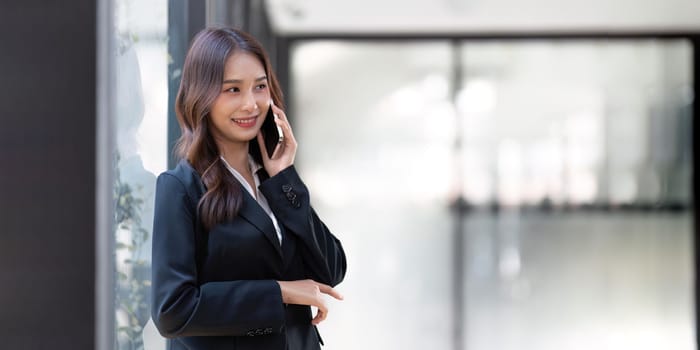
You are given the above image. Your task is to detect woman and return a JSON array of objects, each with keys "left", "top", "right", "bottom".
[{"left": 151, "top": 27, "right": 347, "bottom": 350}]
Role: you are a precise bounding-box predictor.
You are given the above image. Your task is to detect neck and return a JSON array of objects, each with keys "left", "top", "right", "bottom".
[{"left": 218, "top": 141, "right": 251, "bottom": 176}]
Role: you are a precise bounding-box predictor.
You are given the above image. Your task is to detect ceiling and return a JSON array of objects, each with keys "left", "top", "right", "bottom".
[{"left": 265, "top": 0, "right": 700, "bottom": 36}]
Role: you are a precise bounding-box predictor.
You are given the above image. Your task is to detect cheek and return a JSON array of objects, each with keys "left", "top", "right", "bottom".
[
  {"left": 209, "top": 96, "right": 227, "bottom": 115},
  {"left": 257, "top": 91, "right": 271, "bottom": 105},
  {"left": 259, "top": 93, "right": 272, "bottom": 114},
  {"left": 211, "top": 95, "right": 241, "bottom": 116}
]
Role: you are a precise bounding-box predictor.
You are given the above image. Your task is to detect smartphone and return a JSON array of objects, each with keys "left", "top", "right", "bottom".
[{"left": 260, "top": 103, "right": 284, "bottom": 158}]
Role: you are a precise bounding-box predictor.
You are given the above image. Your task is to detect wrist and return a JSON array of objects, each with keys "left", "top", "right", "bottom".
[
  {"left": 268, "top": 164, "right": 294, "bottom": 179},
  {"left": 276, "top": 280, "right": 288, "bottom": 303}
]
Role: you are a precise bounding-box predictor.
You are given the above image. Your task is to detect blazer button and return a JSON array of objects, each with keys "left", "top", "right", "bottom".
[
  {"left": 285, "top": 191, "right": 297, "bottom": 201},
  {"left": 282, "top": 184, "right": 293, "bottom": 193}
]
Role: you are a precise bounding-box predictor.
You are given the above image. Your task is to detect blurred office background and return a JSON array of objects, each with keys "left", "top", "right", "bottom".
[
  {"left": 115, "top": 1, "right": 695, "bottom": 350},
  {"left": 111, "top": 1, "right": 696, "bottom": 349},
  {"left": 0, "top": 0, "right": 696, "bottom": 349}
]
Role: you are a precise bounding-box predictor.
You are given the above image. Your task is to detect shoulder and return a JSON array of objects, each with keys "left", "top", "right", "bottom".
[
  {"left": 159, "top": 159, "right": 198, "bottom": 184},
  {"left": 156, "top": 159, "right": 205, "bottom": 202}
]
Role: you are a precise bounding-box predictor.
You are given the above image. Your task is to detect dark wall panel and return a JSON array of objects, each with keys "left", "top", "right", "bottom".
[
  {"left": 167, "top": 0, "right": 205, "bottom": 169},
  {"left": 0, "top": 1, "right": 96, "bottom": 349},
  {"left": 693, "top": 36, "right": 699, "bottom": 350}
]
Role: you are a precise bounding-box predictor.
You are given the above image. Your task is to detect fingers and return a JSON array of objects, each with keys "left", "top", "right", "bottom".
[
  {"left": 312, "top": 307, "right": 327, "bottom": 325},
  {"left": 316, "top": 282, "right": 344, "bottom": 301},
  {"left": 279, "top": 279, "right": 342, "bottom": 325},
  {"left": 270, "top": 103, "right": 286, "bottom": 121},
  {"left": 271, "top": 104, "right": 297, "bottom": 146},
  {"left": 311, "top": 296, "right": 328, "bottom": 325},
  {"left": 270, "top": 141, "right": 284, "bottom": 160},
  {"left": 275, "top": 116, "right": 297, "bottom": 147},
  {"left": 310, "top": 285, "right": 341, "bottom": 324}
]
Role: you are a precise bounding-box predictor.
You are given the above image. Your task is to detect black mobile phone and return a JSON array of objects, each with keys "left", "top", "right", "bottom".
[{"left": 260, "top": 103, "right": 283, "bottom": 158}]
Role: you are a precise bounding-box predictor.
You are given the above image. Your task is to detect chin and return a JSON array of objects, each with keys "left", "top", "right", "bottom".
[{"left": 245, "top": 127, "right": 262, "bottom": 141}]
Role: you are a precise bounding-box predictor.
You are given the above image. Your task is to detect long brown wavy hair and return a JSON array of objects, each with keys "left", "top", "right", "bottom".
[{"left": 174, "top": 27, "right": 285, "bottom": 230}]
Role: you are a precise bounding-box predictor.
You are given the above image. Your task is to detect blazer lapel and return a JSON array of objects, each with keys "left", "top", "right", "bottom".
[
  {"left": 236, "top": 182, "right": 283, "bottom": 259},
  {"left": 280, "top": 224, "right": 297, "bottom": 268},
  {"left": 187, "top": 159, "right": 283, "bottom": 258},
  {"left": 255, "top": 168, "right": 296, "bottom": 267},
  {"left": 256, "top": 167, "right": 296, "bottom": 266}
]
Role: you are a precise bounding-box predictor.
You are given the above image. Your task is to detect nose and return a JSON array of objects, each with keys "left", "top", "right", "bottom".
[{"left": 241, "top": 91, "right": 258, "bottom": 112}]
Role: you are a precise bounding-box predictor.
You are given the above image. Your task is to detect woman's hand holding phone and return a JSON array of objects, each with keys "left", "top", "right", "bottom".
[{"left": 256, "top": 101, "right": 297, "bottom": 177}]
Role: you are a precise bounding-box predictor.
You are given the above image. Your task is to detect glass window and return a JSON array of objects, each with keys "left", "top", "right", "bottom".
[
  {"left": 114, "top": 0, "right": 168, "bottom": 349},
  {"left": 291, "top": 41, "right": 456, "bottom": 349},
  {"left": 291, "top": 39, "right": 694, "bottom": 350},
  {"left": 458, "top": 40, "right": 693, "bottom": 350}
]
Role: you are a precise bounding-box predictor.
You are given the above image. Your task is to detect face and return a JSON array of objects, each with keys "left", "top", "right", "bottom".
[{"left": 208, "top": 51, "right": 271, "bottom": 150}]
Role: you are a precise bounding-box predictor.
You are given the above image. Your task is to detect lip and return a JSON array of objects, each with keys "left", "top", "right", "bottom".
[{"left": 231, "top": 115, "right": 258, "bottom": 128}]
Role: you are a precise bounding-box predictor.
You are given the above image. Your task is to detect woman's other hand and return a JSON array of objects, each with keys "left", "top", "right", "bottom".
[
  {"left": 257, "top": 102, "right": 297, "bottom": 177},
  {"left": 276, "top": 279, "right": 344, "bottom": 325}
]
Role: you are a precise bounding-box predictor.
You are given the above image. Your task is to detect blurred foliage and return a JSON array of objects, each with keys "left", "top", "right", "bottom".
[{"left": 114, "top": 153, "right": 150, "bottom": 350}]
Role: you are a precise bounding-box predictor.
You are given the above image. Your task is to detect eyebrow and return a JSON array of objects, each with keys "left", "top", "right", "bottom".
[{"left": 222, "top": 76, "right": 268, "bottom": 84}]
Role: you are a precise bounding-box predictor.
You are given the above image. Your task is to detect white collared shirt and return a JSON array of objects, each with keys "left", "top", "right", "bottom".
[{"left": 220, "top": 155, "right": 283, "bottom": 244}]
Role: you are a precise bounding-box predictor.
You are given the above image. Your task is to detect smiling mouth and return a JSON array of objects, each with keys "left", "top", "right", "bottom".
[{"left": 232, "top": 115, "right": 258, "bottom": 127}]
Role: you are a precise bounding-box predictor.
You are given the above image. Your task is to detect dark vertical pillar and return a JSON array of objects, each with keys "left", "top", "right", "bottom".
[
  {"left": 0, "top": 1, "right": 96, "bottom": 348},
  {"left": 693, "top": 35, "right": 699, "bottom": 350},
  {"left": 167, "top": 0, "right": 206, "bottom": 168}
]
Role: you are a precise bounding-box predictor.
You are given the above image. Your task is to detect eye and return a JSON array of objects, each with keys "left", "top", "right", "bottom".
[
  {"left": 256, "top": 83, "right": 267, "bottom": 90},
  {"left": 225, "top": 87, "right": 240, "bottom": 93}
]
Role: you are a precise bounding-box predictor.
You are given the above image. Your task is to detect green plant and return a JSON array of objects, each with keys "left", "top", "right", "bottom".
[{"left": 114, "top": 153, "right": 151, "bottom": 350}]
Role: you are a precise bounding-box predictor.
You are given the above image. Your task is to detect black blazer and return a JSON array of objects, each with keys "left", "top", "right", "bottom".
[{"left": 151, "top": 159, "right": 347, "bottom": 350}]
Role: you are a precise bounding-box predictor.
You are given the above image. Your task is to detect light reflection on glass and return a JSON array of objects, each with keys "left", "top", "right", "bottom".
[{"left": 293, "top": 39, "right": 692, "bottom": 350}]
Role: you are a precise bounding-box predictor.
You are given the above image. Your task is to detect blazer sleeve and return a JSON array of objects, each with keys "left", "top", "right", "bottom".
[
  {"left": 150, "top": 173, "right": 286, "bottom": 338},
  {"left": 259, "top": 165, "right": 347, "bottom": 287}
]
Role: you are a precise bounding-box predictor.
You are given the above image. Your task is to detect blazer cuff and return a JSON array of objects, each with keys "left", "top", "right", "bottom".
[{"left": 258, "top": 165, "right": 309, "bottom": 212}]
